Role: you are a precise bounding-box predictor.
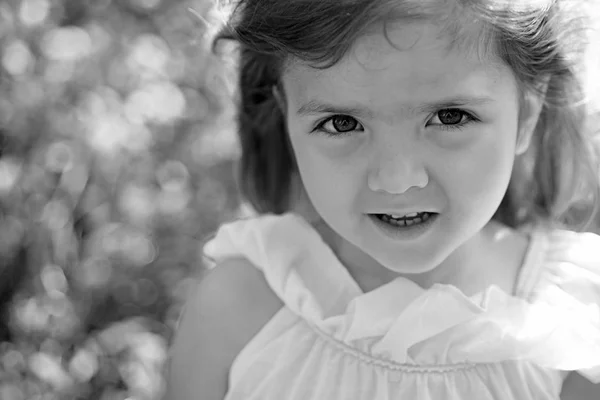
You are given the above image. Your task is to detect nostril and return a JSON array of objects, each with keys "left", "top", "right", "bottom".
[{"left": 367, "top": 169, "right": 429, "bottom": 194}]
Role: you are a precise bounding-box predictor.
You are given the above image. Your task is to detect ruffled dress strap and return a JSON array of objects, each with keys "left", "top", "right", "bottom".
[
  {"left": 514, "top": 227, "right": 600, "bottom": 382},
  {"left": 203, "top": 213, "right": 364, "bottom": 322},
  {"left": 204, "top": 214, "right": 600, "bottom": 377}
]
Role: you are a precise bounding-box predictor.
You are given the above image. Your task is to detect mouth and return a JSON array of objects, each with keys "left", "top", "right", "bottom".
[{"left": 372, "top": 212, "right": 438, "bottom": 227}]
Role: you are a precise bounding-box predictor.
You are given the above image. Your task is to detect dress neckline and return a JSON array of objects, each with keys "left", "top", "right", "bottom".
[{"left": 204, "top": 213, "right": 600, "bottom": 370}]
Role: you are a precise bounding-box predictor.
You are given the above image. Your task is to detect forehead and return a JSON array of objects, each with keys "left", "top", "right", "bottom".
[
  {"left": 352, "top": 19, "right": 498, "bottom": 69},
  {"left": 282, "top": 22, "right": 511, "bottom": 109}
]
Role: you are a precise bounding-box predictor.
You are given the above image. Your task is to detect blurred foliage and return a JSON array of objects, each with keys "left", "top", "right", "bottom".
[
  {"left": 0, "top": 0, "right": 243, "bottom": 399},
  {"left": 0, "top": 0, "right": 597, "bottom": 399}
]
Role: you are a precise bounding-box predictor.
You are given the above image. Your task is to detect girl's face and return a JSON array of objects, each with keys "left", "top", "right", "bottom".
[{"left": 282, "top": 22, "right": 529, "bottom": 275}]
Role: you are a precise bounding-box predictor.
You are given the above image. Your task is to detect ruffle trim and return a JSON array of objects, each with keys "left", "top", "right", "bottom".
[{"left": 203, "top": 213, "right": 600, "bottom": 382}]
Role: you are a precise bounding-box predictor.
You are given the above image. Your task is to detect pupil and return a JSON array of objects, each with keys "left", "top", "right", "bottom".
[
  {"left": 332, "top": 116, "right": 357, "bottom": 132},
  {"left": 438, "top": 110, "right": 462, "bottom": 125}
]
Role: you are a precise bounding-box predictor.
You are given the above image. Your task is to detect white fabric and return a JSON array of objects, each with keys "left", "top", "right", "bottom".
[{"left": 203, "top": 213, "right": 600, "bottom": 399}]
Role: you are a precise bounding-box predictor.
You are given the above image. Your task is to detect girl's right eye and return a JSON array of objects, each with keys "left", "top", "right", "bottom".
[{"left": 312, "top": 115, "right": 365, "bottom": 137}]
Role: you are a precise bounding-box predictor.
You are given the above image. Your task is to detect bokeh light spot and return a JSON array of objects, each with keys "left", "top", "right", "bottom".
[
  {"left": 79, "top": 258, "right": 113, "bottom": 288},
  {"left": 16, "top": 297, "right": 49, "bottom": 332},
  {"left": 45, "top": 293, "right": 71, "bottom": 318},
  {"left": 130, "top": 0, "right": 162, "bottom": 11},
  {"left": 68, "top": 348, "right": 99, "bottom": 382},
  {"left": 88, "top": 115, "right": 130, "bottom": 153},
  {"left": 119, "top": 184, "right": 156, "bottom": 225},
  {"left": 2, "top": 40, "right": 33, "bottom": 76},
  {"left": 0, "top": 158, "right": 21, "bottom": 193},
  {"left": 19, "top": 0, "right": 50, "bottom": 26},
  {"left": 121, "top": 231, "right": 157, "bottom": 266},
  {"left": 28, "top": 352, "right": 73, "bottom": 390},
  {"left": 2, "top": 349, "right": 26, "bottom": 372},
  {"left": 42, "top": 27, "right": 92, "bottom": 62},
  {"left": 156, "top": 160, "right": 189, "bottom": 191},
  {"left": 128, "top": 34, "right": 169, "bottom": 77},
  {"left": 41, "top": 264, "right": 68, "bottom": 294},
  {"left": 41, "top": 200, "right": 70, "bottom": 230},
  {"left": 86, "top": 23, "right": 113, "bottom": 55},
  {"left": 45, "top": 142, "right": 74, "bottom": 173},
  {"left": 125, "top": 81, "right": 186, "bottom": 124}
]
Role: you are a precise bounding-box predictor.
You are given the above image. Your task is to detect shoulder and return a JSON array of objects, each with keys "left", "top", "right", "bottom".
[
  {"left": 197, "top": 257, "right": 284, "bottom": 349},
  {"left": 166, "top": 258, "right": 283, "bottom": 400}
]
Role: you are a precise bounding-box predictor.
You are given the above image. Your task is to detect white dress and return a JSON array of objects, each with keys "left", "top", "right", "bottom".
[{"left": 203, "top": 213, "right": 600, "bottom": 399}]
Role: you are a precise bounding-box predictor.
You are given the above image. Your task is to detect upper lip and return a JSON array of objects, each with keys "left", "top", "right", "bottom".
[{"left": 369, "top": 210, "right": 439, "bottom": 216}]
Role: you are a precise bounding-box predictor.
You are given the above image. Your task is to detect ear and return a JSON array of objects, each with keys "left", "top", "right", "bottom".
[{"left": 516, "top": 83, "right": 548, "bottom": 155}]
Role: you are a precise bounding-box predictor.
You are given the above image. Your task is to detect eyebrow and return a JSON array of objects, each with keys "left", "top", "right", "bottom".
[{"left": 296, "top": 96, "right": 495, "bottom": 119}]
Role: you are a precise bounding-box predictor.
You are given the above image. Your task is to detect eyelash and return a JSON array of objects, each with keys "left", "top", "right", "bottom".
[
  {"left": 311, "top": 109, "right": 479, "bottom": 137},
  {"left": 430, "top": 110, "right": 478, "bottom": 132}
]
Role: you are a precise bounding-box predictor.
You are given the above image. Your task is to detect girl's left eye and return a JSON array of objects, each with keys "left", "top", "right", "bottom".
[
  {"left": 428, "top": 109, "right": 477, "bottom": 130},
  {"left": 313, "top": 115, "right": 364, "bottom": 137}
]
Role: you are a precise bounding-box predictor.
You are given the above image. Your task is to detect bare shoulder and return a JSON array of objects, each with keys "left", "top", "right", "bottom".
[
  {"left": 188, "top": 257, "right": 284, "bottom": 348},
  {"left": 165, "top": 258, "right": 283, "bottom": 400}
]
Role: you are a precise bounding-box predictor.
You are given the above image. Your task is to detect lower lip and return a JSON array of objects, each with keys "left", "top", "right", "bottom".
[{"left": 368, "top": 213, "right": 439, "bottom": 241}]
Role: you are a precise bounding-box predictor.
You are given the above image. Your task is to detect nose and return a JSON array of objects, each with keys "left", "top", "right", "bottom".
[{"left": 367, "top": 142, "right": 429, "bottom": 194}]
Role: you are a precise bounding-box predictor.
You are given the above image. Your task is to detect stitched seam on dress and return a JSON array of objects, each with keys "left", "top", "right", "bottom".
[{"left": 308, "top": 323, "right": 480, "bottom": 373}]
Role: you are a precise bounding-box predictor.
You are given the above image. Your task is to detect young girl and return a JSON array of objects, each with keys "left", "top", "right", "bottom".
[{"left": 168, "top": 0, "right": 600, "bottom": 398}]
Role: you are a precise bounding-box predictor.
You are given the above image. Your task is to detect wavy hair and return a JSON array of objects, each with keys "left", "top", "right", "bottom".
[{"left": 213, "top": 0, "right": 600, "bottom": 230}]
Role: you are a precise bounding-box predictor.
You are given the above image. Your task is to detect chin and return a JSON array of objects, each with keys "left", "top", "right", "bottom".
[
  {"left": 367, "top": 225, "right": 464, "bottom": 273},
  {"left": 374, "top": 251, "right": 442, "bottom": 275}
]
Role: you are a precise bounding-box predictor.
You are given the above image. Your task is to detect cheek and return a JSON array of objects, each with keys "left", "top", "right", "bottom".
[
  {"left": 438, "top": 131, "right": 516, "bottom": 210},
  {"left": 289, "top": 135, "right": 361, "bottom": 210}
]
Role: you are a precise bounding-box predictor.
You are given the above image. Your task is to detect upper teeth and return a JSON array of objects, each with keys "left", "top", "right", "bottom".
[{"left": 390, "top": 212, "right": 420, "bottom": 219}]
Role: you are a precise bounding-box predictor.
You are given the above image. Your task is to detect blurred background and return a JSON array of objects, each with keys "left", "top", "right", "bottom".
[
  {"left": 0, "top": 0, "right": 242, "bottom": 399},
  {"left": 0, "top": 0, "right": 596, "bottom": 399}
]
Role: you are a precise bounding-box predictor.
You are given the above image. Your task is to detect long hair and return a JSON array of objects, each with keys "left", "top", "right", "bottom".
[{"left": 213, "top": 0, "right": 600, "bottom": 230}]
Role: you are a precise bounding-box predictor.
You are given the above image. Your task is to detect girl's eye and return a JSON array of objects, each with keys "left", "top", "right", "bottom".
[
  {"left": 428, "top": 109, "right": 477, "bottom": 130},
  {"left": 313, "top": 115, "right": 364, "bottom": 136}
]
